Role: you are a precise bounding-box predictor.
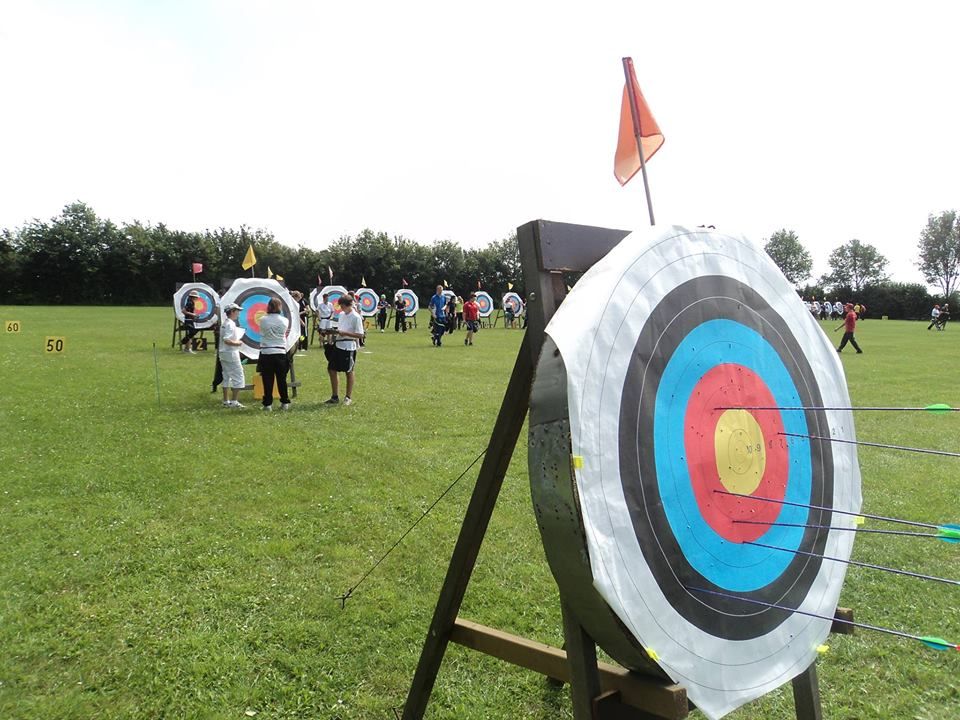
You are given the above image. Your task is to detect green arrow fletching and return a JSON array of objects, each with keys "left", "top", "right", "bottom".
[
  {"left": 924, "top": 403, "right": 954, "bottom": 414},
  {"left": 937, "top": 524, "right": 960, "bottom": 543},
  {"left": 920, "top": 636, "right": 958, "bottom": 651}
]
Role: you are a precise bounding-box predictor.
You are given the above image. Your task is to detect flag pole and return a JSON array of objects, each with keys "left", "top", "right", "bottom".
[{"left": 622, "top": 57, "right": 655, "bottom": 226}]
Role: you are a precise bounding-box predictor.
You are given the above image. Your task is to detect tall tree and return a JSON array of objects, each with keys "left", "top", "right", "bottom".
[
  {"left": 822, "top": 239, "right": 889, "bottom": 292},
  {"left": 764, "top": 229, "right": 812, "bottom": 284},
  {"left": 916, "top": 210, "right": 960, "bottom": 299}
]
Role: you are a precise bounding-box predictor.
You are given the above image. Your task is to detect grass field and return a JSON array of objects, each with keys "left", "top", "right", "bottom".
[{"left": 0, "top": 307, "right": 958, "bottom": 720}]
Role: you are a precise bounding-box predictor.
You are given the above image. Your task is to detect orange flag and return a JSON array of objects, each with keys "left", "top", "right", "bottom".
[{"left": 614, "top": 59, "right": 664, "bottom": 186}]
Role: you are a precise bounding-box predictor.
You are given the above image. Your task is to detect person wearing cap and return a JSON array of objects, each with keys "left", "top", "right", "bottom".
[
  {"left": 219, "top": 303, "right": 246, "bottom": 407},
  {"left": 376, "top": 294, "right": 389, "bottom": 332},
  {"left": 180, "top": 290, "right": 201, "bottom": 353},
  {"left": 834, "top": 303, "right": 863, "bottom": 354}
]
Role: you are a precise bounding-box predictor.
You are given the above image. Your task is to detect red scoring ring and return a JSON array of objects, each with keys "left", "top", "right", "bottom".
[
  {"left": 244, "top": 301, "right": 268, "bottom": 331},
  {"left": 683, "top": 363, "right": 788, "bottom": 543}
]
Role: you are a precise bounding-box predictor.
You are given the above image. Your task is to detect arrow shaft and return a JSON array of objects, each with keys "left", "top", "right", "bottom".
[
  {"left": 744, "top": 540, "right": 960, "bottom": 587},
  {"left": 686, "top": 586, "right": 934, "bottom": 645},
  {"left": 732, "top": 520, "right": 943, "bottom": 540},
  {"left": 717, "top": 406, "right": 958, "bottom": 412},
  {"left": 713, "top": 490, "right": 939, "bottom": 530},
  {"left": 780, "top": 431, "right": 960, "bottom": 458}
]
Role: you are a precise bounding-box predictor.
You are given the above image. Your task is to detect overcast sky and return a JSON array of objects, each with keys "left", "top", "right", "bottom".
[{"left": 2, "top": 1, "right": 958, "bottom": 286}]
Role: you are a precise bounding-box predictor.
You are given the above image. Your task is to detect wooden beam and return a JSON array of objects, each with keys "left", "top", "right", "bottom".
[{"left": 450, "top": 619, "right": 688, "bottom": 720}]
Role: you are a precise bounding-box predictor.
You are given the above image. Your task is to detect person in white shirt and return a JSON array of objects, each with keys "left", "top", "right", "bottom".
[
  {"left": 219, "top": 303, "right": 246, "bottom": 408},
  {"left": 325, "top": 295, "right": 365, "bottom": 406},
  {"left": 256, "top": 298, "right": 291, "bottom": 411},
  {"left": 927, "top": 304, "right": 941, "bottom": 330}
]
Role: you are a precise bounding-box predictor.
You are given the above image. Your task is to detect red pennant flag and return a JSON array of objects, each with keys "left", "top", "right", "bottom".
[
  {"left": 401, "top": 278, "right": 408, "bottom": 287},
  {"left": 477, "top": 280, "right": 482, "bottom": 289},
  {"left": 191, "top": 262, "right": 203, "bottom": 274},
  {"left": 614, "top": 58, "right": 664, "bottom": 186},
  {"left": 328, "top": 266, "right": 334, "bottom": 281}
]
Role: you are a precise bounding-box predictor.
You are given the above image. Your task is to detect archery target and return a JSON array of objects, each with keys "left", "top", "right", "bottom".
[
  {"left": 310, "top": 288, "right": 322, "bottom": 312},
  {"left": 395, "top": 289, "right": 419, "bottom": 316},
  {"left": 320, "top": 285, "right": 349, "bottom": 317},
  {"left": 220, "top": 278, "right": 300, "bottom": 360},
  {"left": 502, "top": 292, "right": 524, "bottom": 316},
  {"left": 529, "top": 225, "right": 862, "bottom": 720},
  {"left": 355, "top": 288, "right": 379, "bottom": 317},
  {"left": 474, "top": 291, "right": 494, "bottom": 318},
  {"left": 173, "top": 283, "right": 220, "bottom": 329}
]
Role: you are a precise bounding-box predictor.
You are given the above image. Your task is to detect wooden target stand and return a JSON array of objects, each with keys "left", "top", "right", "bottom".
[{"left": 403, "top": 219, "right": 853, "bottom": 720}]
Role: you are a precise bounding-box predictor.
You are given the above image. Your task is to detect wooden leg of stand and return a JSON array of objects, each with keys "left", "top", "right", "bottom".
[
  {"left": 791, "top": 663, "right": 822, "bottom": 720},
  {"left": 562, "top": 602, "right": 602, "bottom": 720},
  {"left": 402, "top": 334, "right": 535, "bottom": 720}
]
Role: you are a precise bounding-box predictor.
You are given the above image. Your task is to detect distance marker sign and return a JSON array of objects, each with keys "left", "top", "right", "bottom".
[{"left": 529, "top": 225, "right": 862, "bottom": 720}]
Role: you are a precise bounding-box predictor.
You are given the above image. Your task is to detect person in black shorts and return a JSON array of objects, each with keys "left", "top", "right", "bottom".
[{"left": 326, "top": 295, "right": 365, "bottom": 406}]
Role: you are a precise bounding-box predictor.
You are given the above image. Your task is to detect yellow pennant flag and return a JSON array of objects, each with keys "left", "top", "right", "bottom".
[
  {"left": 267, "top": 266, "right": 274, "bottom": 279},
  {"left": 241, "top": 244, "right": 257, "bottom": 270},
  {"left": 276, "top": 274, "right": 284, "bottom": 282},
  {"left": 361, "top": 276, "right": 367, "bottom": 287},
  {"left": 507, "top": 282, "right": 514, "bottom": 290},
  {"left": 444, "top": 279, "right": 449, "bottom": 288}
]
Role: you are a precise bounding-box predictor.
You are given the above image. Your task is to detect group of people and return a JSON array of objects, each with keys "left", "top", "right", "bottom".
[
  {"left": 428, "top": 286, "right": 480, "bottom": 347},
  {"left": 201, "top": 292, "right": 365, "bottom": 410},
  {"left": 927, "top": 303, "right": 951, "bottom": 331},
  {"left": 198, "top": 283, "right": 502, "bottom": 410},
  {"left": 805, "top": 298, "right": 866, "bottom": 321}
]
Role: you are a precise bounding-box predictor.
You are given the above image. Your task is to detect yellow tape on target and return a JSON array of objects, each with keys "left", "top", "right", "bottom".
[{"left": 44, "top": 337, "right": 66, "bottom": 354}]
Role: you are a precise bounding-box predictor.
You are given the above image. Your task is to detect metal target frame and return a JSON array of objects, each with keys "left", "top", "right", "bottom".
[{"left": 403, "top": 220, "right": 853, "bottom": 720}]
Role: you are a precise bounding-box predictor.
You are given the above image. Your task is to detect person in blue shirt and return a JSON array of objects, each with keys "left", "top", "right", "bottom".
[{"left": 429, "top": 285, "right": 447, "bottom": 347}]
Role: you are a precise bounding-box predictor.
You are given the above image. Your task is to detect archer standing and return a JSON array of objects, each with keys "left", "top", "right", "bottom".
[
  {"left": 393, "top": 295, "right": 407, "bottom": 332},
  {"left": 463, "top": 293, "right": 479, "bottom": 346},
  {"left": 326, "top": 295, "right": 364, "bottom": 406},
  {"left": 429, "top": 285, "right": 447, "bottom": 347},
  {"left": 376, "top": 294, "right": 389, "bottom": 332},
  {"left": 180, "top": 290, "right": 201, "bottom": 353},
  {"left": 256, "top": 298, "right": 292, "bottom": 410},
  {"left": 835, "top": 303, "right": 863, "bottom": 354}
]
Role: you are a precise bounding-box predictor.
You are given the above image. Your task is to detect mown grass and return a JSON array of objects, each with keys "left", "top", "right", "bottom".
[{"left": 0, "top": 307, "right": 957, "bottom": 719}]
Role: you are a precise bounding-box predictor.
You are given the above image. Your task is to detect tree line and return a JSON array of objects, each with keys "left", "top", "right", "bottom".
[
  {"left": 4, "top": 202, "right": 957, "bottom": 319},
  {"left": 763, "top": 210, "right": 960, "bottom": 319},
  {"left": 0, "top": 202, "right": 523, "bottom": 306}
]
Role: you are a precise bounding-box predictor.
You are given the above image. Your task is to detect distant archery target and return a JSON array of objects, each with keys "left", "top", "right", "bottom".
[
  {"left": 309, "top": 288, "right": 322, "bottom": 312},
  {"left": 395, "top": 289, "right": 419, "bottom": 316},
  {"left": 474, "top": 291, "right": 494, "bottom": 317},
  {"left": 320, "top": 285, "right": 349, "bottom": 317},
  {"left": 502, "top": 292, "right": 524, "bottom": 316},
  {"left": 355, "top": 288, "right": 379, "bottom": 317},
  {"left": 173, "top": 283, "right": 220, "bottom": 329},
  {"left": 529, "top": 226, "right": 861, "bottom": 719},
  {"left": 220, "top": 278, "right": 300, "bottom": 360}
]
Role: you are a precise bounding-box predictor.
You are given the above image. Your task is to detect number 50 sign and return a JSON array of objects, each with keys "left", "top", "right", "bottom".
[{"left": 44, "top": 337, "right": 66, "bottom": 354}]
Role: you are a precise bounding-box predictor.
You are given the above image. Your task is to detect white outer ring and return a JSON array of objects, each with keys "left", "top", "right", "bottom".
[
  {"left": 173, "top": 282, "right": 220, "bottom": 329},
  {"left": 545, "top": 225, "right": 862, "bottom": 720}
]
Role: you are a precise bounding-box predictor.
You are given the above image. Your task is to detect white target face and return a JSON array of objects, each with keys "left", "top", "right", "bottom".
[
  {"left": 535, "top": 225, "right": 862, "bottom": 719},
  {"left": 220, "top": 278, "right": 300, "bottom": 360},
  {"left": 173, "top": 283, "right": 220, "bottom": 329}
]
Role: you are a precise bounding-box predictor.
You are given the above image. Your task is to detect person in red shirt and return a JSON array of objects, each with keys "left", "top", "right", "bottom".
[
  {"left": 463, "top": 293, "right": 480, "bottom": 346},
  {"left": 834, "top": 302, "right": 863, "bottom": 354}
]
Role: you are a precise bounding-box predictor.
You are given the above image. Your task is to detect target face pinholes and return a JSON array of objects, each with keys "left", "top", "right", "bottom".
[{"left": 529, "top": 225, "right": 862, "bottom": 719}]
